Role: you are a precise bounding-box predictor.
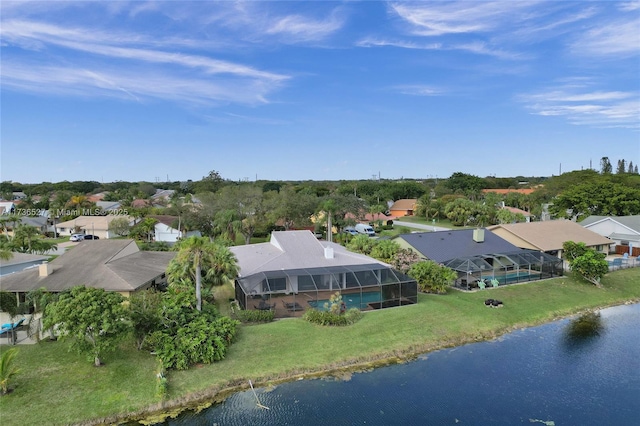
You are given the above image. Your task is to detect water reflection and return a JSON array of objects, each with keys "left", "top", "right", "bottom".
[
  {"left": 564, "top": 310, "right": 604, "bottom": 348},
  {"left": 163, "top": 304, "right": 640, "bottom": 426}
]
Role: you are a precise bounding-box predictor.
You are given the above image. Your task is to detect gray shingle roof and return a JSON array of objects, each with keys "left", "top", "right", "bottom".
[
  {"left": 397, "top": 229, "right": 520, "bottom": 263},
  {"left": 0, "top": 239, "right": 175, "bottom": 293},
  {"left": 580, "top": 215, "right": 640, "bottom": 234},
  {"left": 0, "top": 252, "right": 48, "bottom": 268},
  {"left": 230, "top": 230, "right": 387, "bottom": 278}
]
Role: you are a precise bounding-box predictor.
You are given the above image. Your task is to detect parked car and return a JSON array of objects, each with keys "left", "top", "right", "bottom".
[
  {"left": 70, "top": 234, "right": 84, "bottom": 242},
  {"left": 343, "top": 227, "right": 359, "bottom": 236},
  {"left": 83, "top": 235, "right": 99, "bottom": 240},
  {"left": 355, "top": 223, "right": 376, "bottom": 237}
]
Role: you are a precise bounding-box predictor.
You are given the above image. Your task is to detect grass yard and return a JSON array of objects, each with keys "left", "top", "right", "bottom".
[{"left": 1, "top": 268, "right": 639, "bottom": 425}]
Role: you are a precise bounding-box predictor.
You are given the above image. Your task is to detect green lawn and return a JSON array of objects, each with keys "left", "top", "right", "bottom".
[{"left": 1, "top": 268, "right": 639, "bottom": 425}]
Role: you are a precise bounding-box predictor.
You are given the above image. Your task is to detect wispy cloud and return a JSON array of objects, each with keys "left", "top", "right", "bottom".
[
  {"left": 392, "top": 84, "right": 446, "bottom": 97},
  {"left": 569, "top": 16, "right": 640, "bottom": 57},
  {"left": 389, "top": 1, "right": 540, "bottom": 37},
  {"left": 1, "top": 16, "right": 289, "bottom": 105},
  {"left": 518, "top": 82, "right": 640, "bottom": 129},
  {"left": 1, "top": 60, "right": 281, "bottom": 106},
  {"left": 356, "top": 36, "right": 521, "bottom": 60},
  {"left": 265, "top": 10, "right": 345, "bottom": 43}
]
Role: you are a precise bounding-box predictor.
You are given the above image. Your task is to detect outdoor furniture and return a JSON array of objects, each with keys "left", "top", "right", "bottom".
[
  {"left": 282, "top": 300, "right": 303, "bottom": 311},
  {"left": 477, "top": 279, "right": 486, "bottom": 289},
  {"left": 0, "top": 319, "right": 25, "bottom": 344},
  {"left": 490, "top": 278, "right": 499, "bottom": 288},
  {"left": 255, "top": 300, "right": 275, "bottom": 311},
  {"left": 612, "top": 258, "right": 623, "bottom": 269}
]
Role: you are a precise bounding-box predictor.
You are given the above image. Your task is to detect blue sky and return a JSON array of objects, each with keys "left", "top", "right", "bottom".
[{"left": 1, "top": 1, "right": 639, "bottom": 184}]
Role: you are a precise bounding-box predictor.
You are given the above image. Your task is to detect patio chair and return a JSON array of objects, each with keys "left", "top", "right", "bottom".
[
  {"left": 490, "top": 278, "right": 499, "bottom": 288},
  {"left": 477, "top": 279, "right": 486, "bottom": 290}
]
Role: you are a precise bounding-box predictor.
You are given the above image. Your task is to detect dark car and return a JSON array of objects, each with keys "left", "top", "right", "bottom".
[{"left": 83, "top": 235, "right": 100, "bottom": 240}]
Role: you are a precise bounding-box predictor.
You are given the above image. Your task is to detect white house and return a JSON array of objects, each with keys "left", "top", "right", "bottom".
[
  {"left": 580, "top": 215, "right": 640, "bottom": 256},
  {"left": 149, "top": 215, "right": 200, "bottom": 243},
  {"left": 0, "top": 201, "right": 16, "bottom": 215}
]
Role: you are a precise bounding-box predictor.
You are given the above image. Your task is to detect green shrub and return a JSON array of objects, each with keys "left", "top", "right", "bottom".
[
  {"left": 233, "top": 309, "right": 275, "bottom": 323},
  {"left": 303, "top": 307, "right": 363, "bottom": 326}
]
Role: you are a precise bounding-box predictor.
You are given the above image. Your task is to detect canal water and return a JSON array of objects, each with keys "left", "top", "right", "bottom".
[{"left": 165, "top": 304, "right": 640, "bottom": 425}]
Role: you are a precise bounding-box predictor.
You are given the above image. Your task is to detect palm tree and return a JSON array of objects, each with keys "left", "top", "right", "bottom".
[
  {"left": 167, "top": 236, "right": 238, "bottom": 311},
  {"left": 0, "top": 348, "right": 20, "bottom": 395}
]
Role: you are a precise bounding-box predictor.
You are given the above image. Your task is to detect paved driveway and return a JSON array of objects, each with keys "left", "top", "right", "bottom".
[{"left": 45, "top": 240, "right": 79, "bottom": 256}]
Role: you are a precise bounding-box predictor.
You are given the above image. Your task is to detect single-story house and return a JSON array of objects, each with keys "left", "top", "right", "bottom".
[
  {"left": 580, "top": 215, "right": 640, "bottom": 256},
  {"left": 389, "top": 199, "right": 417, "bottom": 217},
  {"left": 395, "top": 228, "right": 563, "bottom": 289},
  {"left": 19, "top": 216, "right": 49, "bottom": 233},
  {"left": 96, "top": 200, "right": 122, "bottom": 212},
  {"left": 11, "top": 192, "right": 27, "bottom": 200},
  {"left": 0, "top": 253, "right": 49, "bottom": 276},
  {"left": 149, "top": 215, "right": 201, "bottom": 243},
  {"left": 230, "top": 230, "right": 418, "bottom": 317},
  {"left": 501, "top": 206, "right": 532, "bottom": 222},
  {"left": 487, "top": 219, "right": 613, "bottom": 259},
  {"left": 0, "top": 201, "right": 16, "bottom": 215},
  {"left": 54, "top": 215, "right": 135, "bottom": 239},
  {"left": 0, "top": 239, "right": 176, "bottom": 299},
  {"left": 152, "top": 189, "right": 175, "bottom": 202}
]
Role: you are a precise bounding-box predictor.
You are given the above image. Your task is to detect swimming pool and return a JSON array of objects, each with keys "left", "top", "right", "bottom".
[{"left": 308, "top": 291, "right": 382, "bottom": 311}]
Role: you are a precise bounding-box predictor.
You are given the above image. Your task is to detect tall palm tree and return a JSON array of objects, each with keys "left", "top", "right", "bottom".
[{"left": 167, "top": 236, "right": 238, "bottom": 311}]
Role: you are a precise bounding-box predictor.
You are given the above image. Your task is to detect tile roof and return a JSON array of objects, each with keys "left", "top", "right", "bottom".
[
  {"left": 396, "top": 229, "right": 520, "bottom": 263},
  {"left": 502, "top": 206, "right": 532, "bottom": 216},
  {"left": 389, "top": 199, "right": 417, "bottom": 211},
  {"left": 487, "top": 220, "right": 613, "bottom": 252},
  {"left": 0, "top": 239, "right": 175, "bottom": 293}
]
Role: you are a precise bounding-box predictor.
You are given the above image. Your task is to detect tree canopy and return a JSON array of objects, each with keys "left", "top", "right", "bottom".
[{"left": 44, "top": 286, "right": 131, "bottom": 366}]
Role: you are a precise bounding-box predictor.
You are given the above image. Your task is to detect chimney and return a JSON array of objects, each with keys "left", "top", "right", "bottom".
[
  {"left": 324, "top": 246, "right": 334, "bottom": 259},
  {"left": 473, "top": 228, "right": 485, "bottom": 243},
  {"left": 39, "top": 261, "right": 53, "bottom": 277}
]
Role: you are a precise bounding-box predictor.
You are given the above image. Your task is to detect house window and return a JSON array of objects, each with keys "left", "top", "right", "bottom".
[
  {"left": 298, "top": 275, "right": 320, "bottom": 291},
  {"left": 620, "top": 240, "right": 629, "bottom": 246},
  {"left": 263, "top": 277, "right": 286, "bottom": 292}
]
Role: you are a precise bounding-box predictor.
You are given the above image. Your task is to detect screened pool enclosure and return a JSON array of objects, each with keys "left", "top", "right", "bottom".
[
  {"left": 445, "top": 249, "right": 563, "bottom": 290},
  {"left": 235, "top": 264, "right": 418, "bottom": 318}
]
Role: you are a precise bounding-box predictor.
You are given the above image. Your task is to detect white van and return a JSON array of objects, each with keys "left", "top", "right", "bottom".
[{"left": 355, "top": 223, "right": 376, "bottom": 237}]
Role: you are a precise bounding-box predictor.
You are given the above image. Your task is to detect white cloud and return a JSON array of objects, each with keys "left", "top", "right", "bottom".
[
  {"left": 1, "top": 18, "right": 289, "bottom": 105},
  {"left": 569, "top": 17, "right": 640, "bottom": 57},
  {"left": 393, "top": 85, "right": 445, "bottom": 97},
  {"left": 265, "top": 11, "right": 345, "bottom": 42},
  {"left": 1, "top": 60, "right": 284, "bottom": 106},
  {"left": 518, "top": 84, "right": 640, "bottom": 129},
  {"left": 389, "top": 1, "right": 541, "bottom": 37}
]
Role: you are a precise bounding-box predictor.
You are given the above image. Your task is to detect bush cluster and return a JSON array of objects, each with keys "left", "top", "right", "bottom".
[
  {"left": 303, "top": 307, "right": 363, "bottom": 326},
  {"left": 233, "top": 308, "right": 275, "bottom": 323}
]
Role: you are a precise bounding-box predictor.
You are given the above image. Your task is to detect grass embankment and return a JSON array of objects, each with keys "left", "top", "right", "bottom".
[{"left": 1, "top": 269, "right": 639, "bottom": 425}]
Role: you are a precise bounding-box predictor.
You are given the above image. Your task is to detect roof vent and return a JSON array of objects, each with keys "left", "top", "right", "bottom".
[
  {"left": 324, "top": 246, "right": 334, "bottom": 259},
  {"left": 473, "top": 228, "right": 485, "bottom": 243},
  {"left": 39, "top": 261, "right": 53, "bottom": 277}
]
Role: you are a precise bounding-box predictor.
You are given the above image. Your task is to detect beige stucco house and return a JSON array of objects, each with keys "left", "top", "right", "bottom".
[{"left": 487, "top": 219, "right": 613, "bottom": 259}]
